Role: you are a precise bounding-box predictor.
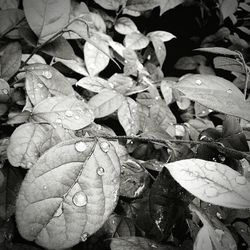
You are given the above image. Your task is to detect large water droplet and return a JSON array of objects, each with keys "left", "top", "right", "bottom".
[
  {"left": 75, "top": 141, "right": 87, "bottom": 152},
  {"left": 37, "top": 83, "right": 43, "bottom": 88},
  {"left": 42, "top": 71, "right": 52, "bottom": 79},
  {"left": 205, "top": 163, "right": 216, "bottom": 171},
  {"left": 227, "top": 89, "right": 232, "bottom": 94},
  {"left": 55, "top": 118, "right": 62, "bottom": 124},
  {"left": 216, "top": 212, "right": 223, "bottom": 219},
  {"left": 43, "top": 185, "right": 47, "bottom": 190},
  {"left": 54, "top": 203, "right": 63, "bottom": 217},
  {"left": 72, "top": 191, "right": 87, "bottom": 207},
  {"left": 109, "top": 82, "right": 114, "bottom": 89},
  {"left": 195, "top": 79, "right": 202, "bottom": 85},
  {"left": 205, "top": 187, "right": 218, "bottom": 197},
  {"left": 75, "top": 115, "right": 80, "bottom": 120},
  {"left": 65, "top": 110, "right": 73, "bottom": 117},
  {"left": 97, "top": 167, "right": 105, "bottom": 176},
  {"left": 235, "top": 175, "right": 247, "bottom": 185},
  {"left": 100, "top": 141, "right": 110, "bottom": 153},
  {"left": 81, "top": 232, "right": 88, "bottom": 242},
  {"left": 2, "top": 89, "right": 8, "bottom": 95}
]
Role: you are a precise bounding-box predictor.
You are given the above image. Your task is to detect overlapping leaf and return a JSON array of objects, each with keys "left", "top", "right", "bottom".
[
  {"left": 77, "top": 77, "right": 110, "bottom": 93},
  {"left": 124, "top": 32, "right": 149, "bottom": 50},
  {"left": 126, "top": 0, "right": 160, "bottom": 11},
  {"left": 16, "top": 138, "right": 120, "bottom": 249},
  {"left": 115, "top": 17, "right": 138, "bottom": 35}
]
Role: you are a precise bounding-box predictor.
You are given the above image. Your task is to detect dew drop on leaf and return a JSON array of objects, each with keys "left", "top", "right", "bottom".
[
  {"left": 205, "top": 163, "right": 216, "bottom": 171},
  {"left": 150, "top": 243, "right": 158, "bottom": 248},
  {"left": 109, "top": 82, "right": 114, "bottom": 89},
  {"left": 75, "top": 141, "right": 87, "bottom": 152},
  {"left": 227, "top": 89, "right": 232, "bottom": 94},
  {"left": 80, "top": 232, "right": 88, "bottom": 242},
  {"left": 75, "top": 115, "right": 80, "bottom": 120},
  {"left": 216, "top": 212, "right": 223, "bottom": 219},
  {"left": 65, "top": 110, "right": 73, "bottom": 117},
  {"left": 97, "top": 167, "right": 105, "bottom": 176},
  {"left": 55, "top": 118, "right": 62, "bottom": 124},
  {"left": 100, "top": 141, "right": 110, "bottom": 153},
  {"left": 97, "top": 124, "right": 102, "bottom": 130},
  {"left": 43, "top": 185, "right": 47, "bottom": 190},
  {"left": 195, "top": 79, "right": 202, "bottom": 85},
  {"left": 235, "top": 175, "right": 247, "bottom": 185},
  {"left": 42, "top": 71, "right": 52, "bottom": 79},
  {"left": 204, "top": 187, "right": 218, "bottom": 197},
  {"left": 2, "top": 89, "right": 8, "bottom": 95},
  {"left": 72, "top": 191, "right": 88, "bottom": 207},
  {"left": 37, "top": 83, "right": 43, "bottom": 88}
]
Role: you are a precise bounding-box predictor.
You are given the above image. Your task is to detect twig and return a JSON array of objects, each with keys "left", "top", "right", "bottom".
[{"left": 0, "top": 17, "right": 25, "bottom": 39}]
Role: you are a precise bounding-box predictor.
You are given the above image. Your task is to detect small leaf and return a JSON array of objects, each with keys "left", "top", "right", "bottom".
[
  {"left": 88, "top": 89, "right": 125, "bottom": 118},
  {"left": 84, "top": 36, "right": 110, "bottom": 76},
  {"left": 118, "top": 97, "right": 140, "bottom": 136},
  {"left": 108, "top": 73, "right": 134, "bottom": 94},
  {"left": 0, "top": 42, "right": 22, "bottom": 80},
  {"left": 32, "top": 96, "right": 94, "bottom": 130},
  {"left": 160, "top": 80, "right": 174, "bottom": 105},
  {"left": 194, "top": 47, "right": 239, "bottom": 56},
  {"left": 23, "top": 0, "right": 71, "bottom": 44},
  {"left": 213, "top": 56, "right": 244, "bottom": 73},
  {"left": 174, "top": 74, "right": 250, "bottom": 121},
  {"left": 150, "top": 37, "right": 166, "bottom": 67},
  {"left": 174, "top": 56, "right": 198, "bottom": 70},
  {"left": 115, "top": 17, "right": 138, "bottom": 35},
  {"left": 124, "top": 32, "right": 150, "bottom": 50},
  {"left": 16, "top": 138, "right": 120, "bottom": 249},
  {"left": 0, "top": 78, "right": 10, "bottom": 103},
  {"left": 77, "top": 76, "right": 109, "bottom": 93},
  {"left": 220, "top": 0, "right": 238, "bottom": 19},
  {"left": 94, "top": 0, "right": 123, "bottom": 10},
  {"left": 126, "top": 0, "right": 160, "bottom": 11},
  {"left": 147, "top": 30, "right": 176, "bottom": 42},
  {"left": 0, "top": 0, "right": 19, "bottom": 9},
  {"left": 0, "top": 9, "right": 24, "bottom": 39},
  {"left": 22, "top": 54, "right": 46, "bottom": 64},
  {"left": 166, "top": 159, "right": 250, "bottom": 209}
]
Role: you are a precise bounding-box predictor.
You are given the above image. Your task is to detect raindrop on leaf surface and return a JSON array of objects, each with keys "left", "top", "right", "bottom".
[
  {"left": 97, "top": 167, "right": 105, "bottom": 176},
  {"left": 205, "top": 187, "right": 218, "bottom": 197},
  {"left": 37, "top": 83, "right": 43, "bottom": 88},
  {"left": 195, "top": 79, "right": 202, "bottom": 85},
  {"left": 227, "top": 89, "right": 232, "bottom": 94},
  {"left": 235, "top": 176, "right": 247, "bottom": 185},
  {"left": 75, "top": 115, "right": 80, "bottom": 120},
  {"left": 42, "top": 71, "right": 52, "bottom": 79},
  {"left": 65, "top": 110, "right": 73, "bottom": 117},
  {"left": 75, "top": 141, "right": 87, "bottom": 152},
  {"left": 81, "top": 232, "right": 88, "bottom": 242},
  {"left": 100, "top": 141, "right": 110, "bottom": 153},
  {"left": 2, "top": 89, "right": 8, "bottom": 95},
  {"left": 72, "top": 191, "right": 88, "bottom": 207}
]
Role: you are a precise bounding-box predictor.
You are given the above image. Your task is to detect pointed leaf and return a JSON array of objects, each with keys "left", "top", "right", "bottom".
[
  {"left": 194, "top": 47, "right": 239, "bottom": 56},
  {"left": 115, "top": 17, "right": 138, "bottom": 35},
  {"left": 126, "top": 0, "right": 160, "bottom": 11},
  {"left": 147, "top": 30, "right": 176, "bottom": 42},
  {"left": 213, "top": 56, "right": 244, "bottom": 73},
  {"left": 32, "top": 96, "right": 94, "bottom": 130},
  {"left": 76, "top": 77, "right": 109, "bottom": 93},
  {"left": 220, "top": 0, "right": 238, "bottom": 19},
  {"left": 22, "top": 54, "right": 46, "bottom": 64},
  {"left": 124, "top": 32, "right": 150, "bottom": 50},
  {"left": 166, "top": 159, "right": 250, "bottom": 209},
  {"left": 150, "top": 37, "right": 166, "bottom": 67},
  {"left": 88, "top": 89, "right": 125, "bottom": 118},
  {"left": 16, "top": 138, "right": 120, "bottom": 249},
  {"left": 23, "top": 0, "right": 71, "bottom": 44}
]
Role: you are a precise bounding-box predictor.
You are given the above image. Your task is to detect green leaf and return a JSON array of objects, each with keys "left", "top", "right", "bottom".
[
  {"left": 158, "top": 0, "right": 184, "bottom": 15},
  {"left": 220, "top": 0, "right": 238, "bottom": 19},
  {"left": 94, "top": 0, "right": 124, "bottom": 10},
  {"left": 84, "top": 36, "right": 110, "bottom": 76},
  {"left": 174, "top": 56, "right": 198, "bottom": 70},
  {"left": 174, "top": 74, "right": 250, "bottom": 121},
  {"left": 147, "top": 30, "right": 175, "bottom": 42},
  {"left": 118, "top": 97, "right": 140, "bottom": 136},
  {"left": 16, "top": 138, "right": 120, "bottom": 249},
  {"left": 25, "top": 64, "right": 75, "bottom": 105},
  {"left": 22, "top": 54, "right": 46, "bottom": 64},
  {"left": 0, "top": 0, "right": 19, "bottom": 9},
  {"left": 150, "top": 37, "right": 166, "bottom": 67},
  {"left": 23, "top": 0, "right": 71, "bottom": 44},
  {"left": 160, "top": 79, "right": 174, "bottom": 105},
  {"left": 126, "top": 0, "right": 160, "bottom": 11},
  {"left": 124, "top": 32, "right": 150, "bottom": 50},
  {"left": 194, "top": 47, "right": 239, "bottom": 56},
  {"left": 0, "top": 78, "right": 10, "bottom": 103},
  {"left": 115, "top": 17, "right": 138, "bottom": 35},
  {"left": 0, "top": 42, "right": 22, "bottom": 81},
  {"left": 76, "top": 77, "right": 110, "bottom": 93},
  {"left": 233, "top": 222, "right": 250, "bottom": 246},
  {"left": 166, "top": 158, "right": 250, "bottom": 209},
  {"left": 88, "top": 89, "right": 125, "bottom": 118},
  {"left": 213, "top": 56, "right": 244, "bottom": 73},
  {"left": 32, "top": 96, "right": 94, "bottom": 130},
  {"left": 0, "top": 9, "right": 24, "bottom": 39},
  {"left": 108, "top": 73, "right": 134, "bottom": 94}
]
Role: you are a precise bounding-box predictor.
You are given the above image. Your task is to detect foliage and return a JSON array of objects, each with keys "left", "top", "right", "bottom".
[{"left": 0, "top": 0, "right": 250, "bottom": 249}]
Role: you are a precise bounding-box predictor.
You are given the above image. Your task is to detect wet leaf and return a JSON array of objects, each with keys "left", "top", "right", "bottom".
[
  {"left": 220, "top": 0, "right": 238, "bottom": 19},
  {"left": 124, "top": 32, "right": 150, "bottom": 50},
  {"left": 88, "top": 89, "right": 124, "bottom": 118},
  {"left": 0, "top": 0, "right": 19, "bottom": 9},
  {"left": 126, "top": 0, "right": 160, "bottom": 11},
  {"left": 166, "top": 159, "right": 250, "bottom": 209},
  {"left": 118, "top": 97, "right": 140, "bottom": 136},
  {"left": 23, "top": 0, "right": 71, "bottom": 44},
  {"left": 22, "top": 54, "right": 46, "bottom": 64},
  {"left": 174, "top": 56, "right": 198, "bottom": 70},
  {"left": 213, "top": 56, "right": 244, "bottom": 73},
  {"left": 147, "top": 30, "right": 176, "bottom": 42},
  {"left": 76, "top": 77, "right": 109, "bottom": 93},
  {"left": 194, "top": 47, "right": 239, "bottom": 56},
  {"left": 150, "top": 37, "right": 166, "bottom": 67},
  {"left": 108, "top": 73, "right": 134, "bottom": 94},
  {"left": 32, "top": 96, "right": 94, "bottom": 130},
  {"left": 174, "top": 74, "right": 250, "bottom": 121},
  {"left": 94, "top": 0, "right": 124, "bottom": 10},
  {"left": 0, "top": 79, "right": 10, "bottom": 103},
  {"left": 115, "top": 17, "right": 138, "bottom": 35},
  {"left": 16, "top": 138, "right": 120, "bottom": 249},
  {"left": 7, "top": 110, "right": 31, "bottom": 125},
  {"left": 0, "top": 42, "right": 22, "bottom": 81},
  {"left": 233, "top": 222, "right": 250, "bottom": 246}
]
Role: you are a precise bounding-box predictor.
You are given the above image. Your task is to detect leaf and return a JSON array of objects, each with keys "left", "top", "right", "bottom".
[
  {"left": 233, "top": 222, "right": 250, "bottom": 246},
  {"left": 166, "top": 158, "right": 250, "bottom": 209},
  {"left": 94, "top": 0, "right": 123, "bottom": 10},
  {"left": 110, "top": 237, "right": 159, "bottom": 250},
  {"left": 0, "top": 0, "right": 19, "bottom": 9},
  {"left": 7, "top": 110, "right": 31, "bottom": 125},
  {"left": 194, "top": 47, "right": 239, "bottom": 56},
  {"left": 88, "top": 89, "right": 125, "bottom": 118},
  {"left": 25, "top": 64, "right": 75, "bottom": 105},
  {"left": 118, "top": 97, "right": 140, "bottom": 136},
  {"left": 23, "top": 0, "right": 71, "bottom": 44},
  {"left": 126, "top": 0, "right": 160, "bottom": 11},
  {"left": 220, "top": 0, "right": 238, "bottom": 19},
  {"left": 108, "top": 73, "right": 134, "bottom": 94},
  {"left": 84, "top": 36, "right": 110, "bottom": 76},
  {"left": 0, "top": 79, "right": 10, "bottom": 103},
  {"left": 193, "top": 226, "right": 213, "bottom": 250},
  {"left": 0, "top": 9, "right": 24, "bottom": 39},
  {"left": 158, "top": 0, "right": 183, "bottom": 15},
  {"left": 147, "top": 30, "right": 176, "bottom": 42},
  {"left": 174, "top": 74, "right": 250, "bottom": 121},
  {"left": 160, "top": 80, "right": 174, "bottom": 105},
  {"left": 90, "top": 12, "right": 106, "bottom": 33},
  {"left": 174, "top": 56, "right": 198, "bottom": 70},
  {"left": 32, "top": 96, "right": 94, "bottom": 130},
  {"left": 124, "top": 32, "right": 150, "bottom": 50},
  {"left": 16, "top": 138, "right": 120, "bottom": 249},
  {"left": 22, "top": 54, "right": 46, "bottom": 64},
  {"left": 0, "top": 167, "right": 23, "bottom": 220},
  {"left": 213, "top": 56, "right": 244, "bottom": 73},
  {"left": 0, "top": 42, "right": 22, "bottom": 81},
  {"left": 115, "top": 17, "right": 138, "bottom": 35},
  {"left": 150, "top": 37, "right": 166, "bottom": 67},
  {"left": 76, "top": 77, "right": 109, "bottom": 93}
]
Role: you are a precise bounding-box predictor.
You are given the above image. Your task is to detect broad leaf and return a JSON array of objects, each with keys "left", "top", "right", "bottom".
[
  {"left": 213, "top": 56, "right": 244, "bottom": 73},
  {"left": 160, "top": 80, "right": 174, "bottom": 105},
  {"left": 115, "top": 17, "right": 138, "bottom": 35},
  {"left": 94, "top": 0, "right": 124, "bottom": 10},
  {"left": 32, "top": 96, "right": 94, "bottom": 130},
  {"left": 88, "top": 89, "right": 125, "bottom": 118},
  {"left": 23, "top": 0, "right": 71, "bottom": 44},
  {"left": 22, "top": 54, "right": 46, "bottom": 64},
  {"left": 16, "top": 138, "right": 120, "bottom": 249},
  {"left": 150, "top": 37, "right": 166, "bottom": 67},
  {"left": 166, "top": 159, "right": 250, "bottom": 209},
  {"left": 126, "top": 0, "right": 160, "bottom": 11},
  {"left": 76, "top": 77, "right": 110, "bottom": 93},
  {"left": 84, "top": 36, "right": 110, "bottom": 76},
  {"left": 194, "top": 47, "right": 239, "bottom": 56},
  {"left": 118, "top": 97, "right": 140, "bottom": 136},
  {"left": 174, "top": 56, "right": 198, "bottom": 70},
  {"left": 0, "top": 78, "right": 10, "bottom": 103},
  {"left": 220, "top": 0, "right": 238, "bottom": 19},
  {"left": 0, "top": 0, "right": 19, "bottom": 9},
  {"left": 174, "top": 74, "right": 250, "bottom": 121},
  {"left": 0, "top": 42, "right": 22, "bottom": 81},
  {"left": 124, "top": 32, "right": 150, "bottom": 50},
  {"left": 0, "top": 9, "right": 24, "bottom": 39},
  {"left": 108, "top": 74, "right": 134, "bottom": 94},
  {"left": 147, "top": 30, "right": 176, "bottom": 42}
]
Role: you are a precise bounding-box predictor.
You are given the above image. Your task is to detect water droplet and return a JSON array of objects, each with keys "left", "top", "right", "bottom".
[
  {"left": 212, "top": 157, "right": 217, "bottom": 162},
  {"left": 75, "top": 141, "right": 87, "bottom": 152},
  {"left": 208, "top": 109, "right": 213, "bottom": 112},
  {"left": 27, "top": 162, "right": 33, "bottom": 168},
  {"left": 54, "top": 203, "right": 63, "bottom": 217},
  {"left": 100, "top": 141, "right": 110, "bottom": 153},
  {"left": 43, "top": 185, "right": 47, "bottom": 190},
  {"left": 241, "top": 229, "right": 245, "bottom": 233},
  {"left": 72, "top": 191, "right": 87, "bottom": 207},
  {"left": 124, "top": 60, "right": 128, "bottom": 64},
  {"left": 147, "top": 55, "right": 151, "bottom": 60},
  {"left": 155, "top": 96, "right": 160, "bottom": 100},
  {"left": 218, "top": 154, "right": 226, "bottom": 162},
  {"left": 216, "top": 212, "right": 223, "bottom": 219},
  {"left": 235, "top": 175, "right": 247, "bottom": 185},
  {"left": 205, "top": 163, "right": 216, "bottom": 171},
  {"left": 65, "top": 110, "right": 73, "bottom": 117},
  {"left": 227, "top": 89, "right": 232, "bottom": 94},
  {"left": 150, "top": 243, "right": 158, "bottom": 248},
  {"left": 42, "top": 71, "right": 52, "bottom": 79},
  {"left": 195, "top": 79, "right": 202, "bottom": 85},
  {"left": 55, "top": 118, "right": 62, "bottom": 124},
  {"left": 2, "top": 89, "right": 8, "bottom": 95},
  {"left": 81, "top": 232, "right": 88, "bottom": 242},
  {"left": 109, "top": 82, "right": 114, "bottom": 89},
  {"left": 205, "top": 187, "right": 218, "bottom": 197},
  {"left": 158, "top": 47, "right": 161, "bottom": 50},
  {"left": 74, "top": 115, "right": 80, "bottom": 120},
  {"left": 247, "top": 167, "right": 250, "bottom": 172},
  {"left": 97, "top": 124, "right": 102, "bottom": 130},
  {"left": 97, "top": 167, "right": 105, "bottom": 176}
]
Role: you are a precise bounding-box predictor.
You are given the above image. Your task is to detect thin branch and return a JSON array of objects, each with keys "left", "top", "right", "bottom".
[{"left": 0, "top": 17, "right": 25, "bottom": 39}]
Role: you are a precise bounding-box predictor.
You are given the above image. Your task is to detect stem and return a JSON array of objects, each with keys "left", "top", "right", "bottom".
[{"left": 0, "top": 17, "right": 25, "bottom": 39}]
